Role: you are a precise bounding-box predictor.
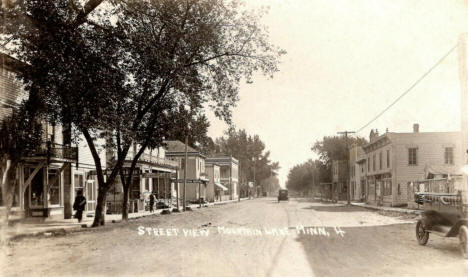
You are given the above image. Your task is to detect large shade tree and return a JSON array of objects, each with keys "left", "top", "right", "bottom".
[{"left": 2, "top": 0, "right": 284, "bottom": 226}]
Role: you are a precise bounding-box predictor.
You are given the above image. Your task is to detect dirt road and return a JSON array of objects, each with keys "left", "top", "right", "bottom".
[{"left": 2, "top": 198, "right": 468, "bottom": 277}]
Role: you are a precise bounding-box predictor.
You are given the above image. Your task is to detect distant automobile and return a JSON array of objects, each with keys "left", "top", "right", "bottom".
[{"left": 278, "top": 189, "right": 289, "bottom": 202}]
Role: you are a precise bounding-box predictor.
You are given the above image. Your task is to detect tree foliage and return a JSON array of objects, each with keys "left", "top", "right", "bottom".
[
  {"left": 165, "top": 105, "right": 213, "bottom": 153},
  {"left": 215, "top": 128, "right": 280, "bottom": 189},
  {"left": 311, "top": 136, "right": 366, "bottom": 167},
  {"left": 286, "top": 159, "right": 319, "bottom": 193}
]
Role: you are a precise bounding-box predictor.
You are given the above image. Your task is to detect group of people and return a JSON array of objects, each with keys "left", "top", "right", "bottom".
[{"left": 72, "top": 190, "right": 164, "bottom": 224}]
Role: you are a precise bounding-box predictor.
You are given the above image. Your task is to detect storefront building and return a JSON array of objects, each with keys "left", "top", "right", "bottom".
[
  {"left": 206, "top": 155, "right": 239, "bottom": 201},
  {"left": 165, "top": 140, "right": 208, "bottom": 203}
]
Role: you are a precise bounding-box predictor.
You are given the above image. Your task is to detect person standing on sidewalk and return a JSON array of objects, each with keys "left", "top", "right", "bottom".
[
  {"left": 149, "top": 192, "right": 155, "bottom": 213},
  {"left": 73, "top": 190, "right": 87, "bottom": 223}
]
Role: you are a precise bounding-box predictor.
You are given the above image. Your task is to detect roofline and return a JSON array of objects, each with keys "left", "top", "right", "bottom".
[{"left": 165, "top": 151, "right": 206, "bottom": 158}]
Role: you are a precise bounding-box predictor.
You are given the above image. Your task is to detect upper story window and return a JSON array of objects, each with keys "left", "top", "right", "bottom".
[
  {"left": 386, "top": 150, "right": 390, "bottom": 168},
  {"left": 379, "top": 152, "right": 382, "bottom": 170},
  {"left": 372, "top": 154, "right": 376, "bottom": 171},
  {"left": 444, "top": 147, "right": 454, "bottom": 165},
  {"left": 408, "top": 148, "right": 417, "bottom": 165},
  {"left": 367, "top": 158, "right": 370, "bottom": 172}
]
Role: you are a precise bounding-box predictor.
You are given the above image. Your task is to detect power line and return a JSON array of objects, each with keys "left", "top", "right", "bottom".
[{"left": 356, "top": 43, "right": 458, "bottom": 134}]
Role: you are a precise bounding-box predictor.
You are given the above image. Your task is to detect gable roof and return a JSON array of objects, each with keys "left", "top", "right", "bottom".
[
  {"left": 165, "top": 140, "right": 197, "bottom": 152},
  {"left": 164, "top": 140, "right": 205, "bottom": 158}
]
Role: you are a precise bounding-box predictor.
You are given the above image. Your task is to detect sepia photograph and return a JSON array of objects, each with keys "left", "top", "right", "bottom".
[{"left": 1, "top": 0, "right": 468, "bottom": 276}]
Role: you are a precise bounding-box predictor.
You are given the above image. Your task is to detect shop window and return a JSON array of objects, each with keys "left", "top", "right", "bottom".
[
  {"left": 145, "top": 178, "right": 150, "bottom": 191},
  {"left": 74, "top": 174, "right": 84, "bottom": 196},
  {"left": 384, "top": 180, "right": 392, "bottom": 196},
  {"left": 48, "top": 168, "right": 61, "bottom": 206},
  {"left": 30, "top": 168, "right": 44, "bottom": 207}
]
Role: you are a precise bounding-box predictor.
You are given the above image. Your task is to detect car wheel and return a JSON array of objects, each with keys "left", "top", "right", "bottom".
[
  {"left": 416, "top": 220, "right": 429, "bottom": 245},
  {"left": 459, "top": 225, "right": 468, "bottom": 259}
]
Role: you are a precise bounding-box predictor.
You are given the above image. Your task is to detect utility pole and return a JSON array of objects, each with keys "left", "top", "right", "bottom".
[
  {"left": 183, "top": 135, "right": 188, "bottom": 211},
  {"left": 176, "top": 169, "right": 179, "bottom": 211},
  {"left": 238, "top": 160, "right": 241, "bottom": 202},
  {"left": 338, "top": 130, "right": 355, "bottom": 205},
  {"left": 253, "top": 157, "right": 256, "bottom": 197}
]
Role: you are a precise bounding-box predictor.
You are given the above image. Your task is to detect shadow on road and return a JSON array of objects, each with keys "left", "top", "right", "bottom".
[
  {"left": 302, "top": 205, "right": 369, "bottom": 213},
  {"left": 295, "top": 223, "right": 464, "bottom": 277}
]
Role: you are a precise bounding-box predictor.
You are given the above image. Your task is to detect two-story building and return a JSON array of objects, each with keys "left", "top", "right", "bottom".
[
  {"left": 349, "top": 145, "right": 366, "bottom": 201},
  {"left": 0, "top": 53, "right": 108, "bottom": 220},
  {"left": 205, "top": 162, "right": 228, "bottom": 202},
  {"left": 105, "top": 144, "right": 179, "bottom": 213},
  {"left": 206, "top": 155, "right": 239, "bottom": 201},
  {"left": 362, "top": 124, "right": 462, "bottom": 206},
  {"left": 165, "top": 140, "right": 208, "bottom": 203}
]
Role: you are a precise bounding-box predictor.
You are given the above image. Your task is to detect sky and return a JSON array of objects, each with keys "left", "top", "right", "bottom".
[{"left": 207, "top": 0, "right": 468, "bottom": 186}]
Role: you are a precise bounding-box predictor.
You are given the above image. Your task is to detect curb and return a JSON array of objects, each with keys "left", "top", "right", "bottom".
[
  {"left": 4, "top": 197, "right": 249, "bottom": 242},
  {"left": 350, "top": 203, "right": 422, "bottom": 215}
]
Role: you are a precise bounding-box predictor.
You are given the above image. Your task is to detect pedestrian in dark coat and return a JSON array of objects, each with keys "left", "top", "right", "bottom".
[
  {"left": 73, "top": 190, "right": 87, "bottom": 223},
  {"left": 149, "top": 192, "right": 155, "bottom": 213}
]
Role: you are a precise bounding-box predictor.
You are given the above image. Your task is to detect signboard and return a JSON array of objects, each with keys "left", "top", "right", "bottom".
[
  {"left": 171, "top": 179, "right": 204, "bottom": 183},
  {"left": 142, "top": 172, "right": 175, "bottom": 178}
]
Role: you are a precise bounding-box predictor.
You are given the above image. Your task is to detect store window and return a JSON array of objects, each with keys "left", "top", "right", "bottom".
[
  {"left": 145, "top": 178, "right": 150, "bottom": 191},
  {"left": 384, "top": 180, "right": 392, "bottom": 196},
  {"left": 48, "top": 168, "right": 61, "bottom": 206},
  {"left": 29, "top": 167, "right": 44, "bottom": 207},
  {"left": 74, "top": 174, "right": 84, "bottom": 196}
]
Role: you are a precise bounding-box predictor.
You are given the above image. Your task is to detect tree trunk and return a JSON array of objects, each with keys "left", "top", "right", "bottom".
[
  {"left": 92, "top": 187, "right": 107, "bottom": 227},
  {"left": 122, "top": 182, "right": 129, "bottom": 221},
  {"left": 120, "top": 142, "right": 146, "bottom": 220},
  {"left": 1, "top": 158, "right": 17, "bottom": 224}
]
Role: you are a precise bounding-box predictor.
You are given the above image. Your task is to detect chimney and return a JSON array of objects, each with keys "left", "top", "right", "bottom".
[{"left": 413, "top": 123, "right": 419, "bottom": 133}]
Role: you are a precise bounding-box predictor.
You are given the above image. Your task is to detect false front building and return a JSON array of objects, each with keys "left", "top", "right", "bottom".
[
  {"left": 165, "top": 141, "right": 208, "bottom": 203},
  {"left": 362, "top": 125, "right": 462, "bottom": 206}
]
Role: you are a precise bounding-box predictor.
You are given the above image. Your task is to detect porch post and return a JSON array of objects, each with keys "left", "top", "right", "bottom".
[{"left": 63, "top": 165, "right": 72, "bottom": 219}]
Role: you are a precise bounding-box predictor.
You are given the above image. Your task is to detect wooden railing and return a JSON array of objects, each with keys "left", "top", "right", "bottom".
[
  {"left": 124, "top": 151, "right": 179, "bottom": 169},
  {"left": 25, "top": 141, "right": 78, "bottom": 162}
]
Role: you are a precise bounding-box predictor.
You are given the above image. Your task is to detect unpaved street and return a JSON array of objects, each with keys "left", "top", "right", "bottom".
[{"left": 2, "top": 198, "right": 468, "bottom": 277}]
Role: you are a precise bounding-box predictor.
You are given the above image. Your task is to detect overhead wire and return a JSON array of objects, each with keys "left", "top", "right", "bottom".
[{"left": 355, "top": 43, "right": 458, "bottom": 134}]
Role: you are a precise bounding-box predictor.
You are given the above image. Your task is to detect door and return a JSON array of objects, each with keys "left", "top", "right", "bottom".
[{"left": 86, "top": 179, "right": 97, "bottom": 212}]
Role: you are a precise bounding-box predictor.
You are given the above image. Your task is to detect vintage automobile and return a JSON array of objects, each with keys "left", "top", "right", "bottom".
[
  {"left": 278, "top": 189, "right": 289, "bottom": 202},
  {"left": 414, "top": 176, "right": 468, "bottom": 258}
]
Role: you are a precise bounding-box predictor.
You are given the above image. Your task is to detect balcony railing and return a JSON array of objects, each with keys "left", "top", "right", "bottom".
[
  {"left": 125, "top": 151, "right": 179, "bottom": 169},
  {"left": 25, "top": 141, "right": 78, "bottom": 162}
]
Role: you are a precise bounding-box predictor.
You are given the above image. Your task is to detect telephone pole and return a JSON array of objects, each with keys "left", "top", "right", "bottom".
[
  {"left": 338, "top": 130, "right": 355, "bottom": 205},
  {"left": 183, "top": 135, "right": 188, "bottom": 211}
]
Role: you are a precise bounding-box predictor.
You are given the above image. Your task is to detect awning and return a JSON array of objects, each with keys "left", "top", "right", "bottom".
[
  {"left": 424, "top": 164, "right": 463, "bottom": 179},
  {"left": 215, "top": 182, "right": 228, "bottom": 191}
]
